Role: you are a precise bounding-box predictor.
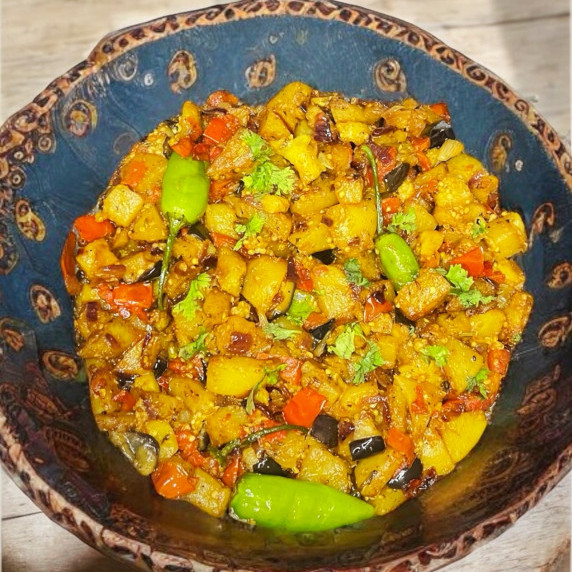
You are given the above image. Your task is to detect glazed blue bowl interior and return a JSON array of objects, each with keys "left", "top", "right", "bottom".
[{"left": 0, "top": 2, "right": 570, "bottom": 571}]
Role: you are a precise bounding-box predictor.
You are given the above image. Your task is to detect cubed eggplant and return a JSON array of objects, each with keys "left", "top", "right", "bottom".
[
  {"left": 253, "top": 454, "right": 290, "bottom": 477},
  {"left": 152, "top": 356, "right": 168, "bottom": 380},
  {"left": 308, "top": 318, "right": 335, "bottom": 342},
  {"left": 189, "top": 221, "right": 210, "bottom": 241},
  {"left": 349, "top": 436, "right": 386, "bottom": 460},
  {"left": 138, "top": 260, "right": 162, "bottom": 282},
  {"left": 424, "top": 120, "right": 456, "bottom": 149},
  {"left": 387, "top": 457, "right": 423, "bottom": 489},
  {"left": 383, "top": 162, "right": 410, "bottom": 194},
  {"left": 109, "top": 431, "right": 160, "bottom": 476},
  {"left": 311, "top": 249, "right": 336, "bottom": 265},
  {"left": 311, "top": 414, "right": 339, "bottom": 448}
]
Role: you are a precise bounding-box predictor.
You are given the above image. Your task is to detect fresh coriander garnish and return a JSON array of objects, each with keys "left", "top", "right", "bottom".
[
  {"left": 243, "top": 162, "right": 296, "bottom": 196},
  {"left": 234, "top": 212, "right": 266, "bottom": 251},
  {"left": 343, "top": 258, "right": 370, "bottom": 287},
  {"left": 471, "top": 218, "right": 487, "bottom": 238},
  {"left": 242, "top": 129, "right": 271, "bottom": 161},
  {"left": 421, "top": 344, "right": 449, "bottom": 367},
  {"left": 172, "top": 272, "right": 211, "bottom": 319},
  {"left": 466, "top": 367, "right": 490, "bottom": 399},
  {"left": 179, "top": 330, "right": 208, "bottom": 360},
  {"left": 263, "top": 322, "right": 300, "bottom": 341},
  {"left": 387, "top": 207, "right": 416, "bottom": 234},
  {"left": 286, "top": 291, "right": 316, "bottom": 325},
  {"left": 330, "top": 323, "right": 363, "bottom": 360},
  {"left": 245, "top": 365, "right": 286, "bottom": 414},
  {"left": 445, "top": 264, "right": 495, "bottom": 308},
  {"left": 353, "top": 343, "right": 384, "bottom": 385}
]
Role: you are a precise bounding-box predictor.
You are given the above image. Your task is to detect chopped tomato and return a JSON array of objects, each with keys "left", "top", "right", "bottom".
[
  {"left": 203, "top": 114, "right": 239, "bottom": 145},
  {"left": 191, "top": 142, "right": 211, "bottom": 162},
  {"left": 74, "top": 214, "right": 115, "bottom": 243},
  {"left": 171, "top": 136, "right": 193, "bottom": 158},
  {"left": 429, "top": 102, "right": 451, "bottom": 122},
  {"left": 487, "top": 347, "right": 511, "bottom": 376},
  {"left": 112, "top": 389, "right": 136, "bottom": 412},
  {"left": 122, "top": 159, "right": 149, "bottom": 187},
  {"left": 206, "top": 90, "right": 239, "bottom": 107},
  {"left": 279, "top": 358, "right": 302, "bottom": 386},
  {"left": 450, "top": 247, "right": 484, "bottom": 278},
  {"left": 176, "top": 429, "right": 206, "bottom": 468},
  {"left": 294, "top": 260, "right": 314, "bottom": 291},
  {"left": 210, "top": 232, "right": 237, "bottom": 249},
  {"left": 222, "top": 455, "right": 244, "bottom": 487},
  {"left": 386, "top": 427, "right": 415, "bottom": 464},
  {"left": 282, "top": 387, "right": 327, "bottom": 427},
  {"left": 60, "top": 231, "right": 81, "bottom": 295},
  {"left": 483, "top": 260, "right": 506, "bottom": 283},
  {"left": 151, "top": 461, "right": 198, "bottom": 499},
  {"left": 364, "top": 292, "right": 392, "bottom": 322}
]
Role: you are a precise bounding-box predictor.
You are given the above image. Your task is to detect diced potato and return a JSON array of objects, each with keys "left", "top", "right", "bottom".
[
  {"left": 374, "top": 334, "right": 399, "bottom": 368},
  {"left": 438, "top": 411, "right": 487, "bottom": 463},
  {"left": 173, "top": 234, "right": 207, "bottom": 268},
  {"left": 265, "top": 430, "right": 311, "bottom": 471},
  {"left": 78, "top": 318, "right": 143, "bottom": 360},
  {"left": 322, "top": 142, "right": 353, "bottom": 172},
  {"left": 289, "top": 214, "right": 333, "bottom": 254},
  {"left": 145, "top": 420, "right": 178, "bottom": 462},
  {"left": 395, "top": 269, "right": 451, "bottom": 321},
  {"left": 298, "top": 444, "right": 351, "bottom": 492},
  {"left": 334, "top": 175, "right": 363, "bottom": 204},
  {"left": 261, "top": 194, "right": 290, "bottom": 214},
  {"left": 215, "top": 246, "right": 247, "bottom": 297},
  {"left": 501, "top": 291, "right": 533, "bottom": 343},
  {"left": 129, "top": 204, "right": 167, "bottom": 242},
  {"left": 120, "top": 152, "right": 168, "bottom": 196},
  {"left": 100, "top": 184, "right": 144, "bottom": 227},
  {"left": 446, "top": 153, "right": 485, "bottom": 183},
  {"left": 258, "top": 110, "right": 292, "bottom": 140},
  {"left": 265, "top": 81, "right": 313, "bottom": 131},
  {"left": 133, "top": 372, "right": 160, "bottom": 392},
  {"left": 334, "top": 381, "right": 379, "bottom": 418},
  {"left": 168, "top": 377, "right": 216, "bottom": 432},
  {"left": 326, "top": 202, "right": 377, "bottom": 251},
  {"left": 484, "top": 213, "right": 527, "bottom": 259},
  {"left": 214, "top": 315, "right": 268, "bottom": 355},
  {"left": 276, "top": 134, "right": 324, "bottom": 185},
  {"left": 120, "top": 250, "right": 161, "bottom": 283},
  {"left": 410, "top": 203, "right": 437, "bottom": 232},
  {"left": 313, "top": 264, "right": 357, "bottom": 320},
  {"left": 416, "top": 230, "right": 444, "bottom": 259},
  {"left": 204, "top": 203, "right": 238, "bottom": 238},
  {"left": 202, "top": 289, "right": 232, "bottom": 326},
  {"left": 495, "top": 258, "right": 525, "bottom": 288},
  {"left": 205, "top": 405, "right": 250, "bottom": 447},
  {"left": 206, "top": 356, "right": 265, "bottom": 397},
  {"left": 242, "top": 255, "right": 288, "bottom": 315},
  {"left": 469, "top": 309, "right": 506, "bottom": 341},
  {"left": 443, "top": 338, "right": 484, "bottom": 393},
  {"left": 469, "top": 171, "right": 499, "bottom": 204},
  {"left": 75, "top": 238, "right": 120, "bottom": 281},
  {"left": 290, "top": 185, "right": 339, "bottom": 216},
  {"left": 329, "top": 98, "right": 371, "bottom": 123},
  {"left": 434, "top": 175, "right": 473, "bottom": 208},
  {"left": 337, "top": 122, "right": 371, "bottom": 145},
  {"left": 355, "top": 449, "right": 403, "bottom": 498},
  {"left": 183, "top": 467, "right": 231, "bottom": 518},
  {"left": 417, "top": 423, "right": 455, "bottom": 476},
  {"left": 370, "top": 487, "right": 407, "bottom": 515}
]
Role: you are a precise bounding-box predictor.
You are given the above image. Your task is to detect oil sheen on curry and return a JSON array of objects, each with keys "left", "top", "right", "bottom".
[{"left": 62, "top": 82, "right": 533, "bottom": 532}]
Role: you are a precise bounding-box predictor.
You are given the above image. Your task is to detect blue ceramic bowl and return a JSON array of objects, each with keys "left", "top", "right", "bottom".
[{"left": 0, "top": 1, "right": 570, "bottom": 570}]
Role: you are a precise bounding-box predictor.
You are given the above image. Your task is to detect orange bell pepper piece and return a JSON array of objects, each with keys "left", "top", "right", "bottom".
[
  {"left": 282, "top": 387, "right": 327, "bottom": 427},
  {"left": 203, "top": 114, "right": 239, "bottom": 145},
  {"left": 151, "top": 461, "right": 198, "bottom": 499},
  {"left": 74, "top": 214, "right": 115, "bottom": 243}
]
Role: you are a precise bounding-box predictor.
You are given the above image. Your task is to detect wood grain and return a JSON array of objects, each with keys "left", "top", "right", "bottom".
[{"left": 0, "top": 1, "right": 570, "bottom": 571}]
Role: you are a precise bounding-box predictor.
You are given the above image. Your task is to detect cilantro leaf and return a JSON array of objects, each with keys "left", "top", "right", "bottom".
[
  {"left": 286, "top": 291, "right": 315, "bottom": 325},
  {"left": 330, "top": 323, "right": 363, "bottom": 360},
  {"left": 471, "top": 218, "right": 487, "bottom": 238},
  {"left": 243, "top": 161, "right": 296, "bottom": 196},
  {"left": 179, "top": 330, "right": 208, "bottom": 360},
  {"left": 263, "top": 322, "right": 300, "bottom": 341},
  {"left": 172, "top": 273, "right": 211, "bottom": 320},
  {"left": 387, "top": 207, "right": 416, "bottom": 234},
  {"left": 245, "top": 365, "right": 285, "bottom": 414},
  {"left": 444, "top": 264, "right": 495, "bottom": 308},
  {"left": 344, "top": 258, "right": 370, "bottom": 287},
  {"left": 242, "top": 130, "right": 271, "bottom": 161},
  {"left": 353, "top": 343, "right": 384, "bottom": 385},
  {"left": 234, "top": 212, "right": 266, "bottom": 251},
  {"left": 466, "top": 367, "right": 490, "bottom": 398},
  {"left": 445, "top": 264, "right": 474, "bottom": 292},
  {"left": 422, "top": 344, "right": 449, "bottom": 367},
  {"left": 457, "top": 289, "right": 495, "bottom": 308}
]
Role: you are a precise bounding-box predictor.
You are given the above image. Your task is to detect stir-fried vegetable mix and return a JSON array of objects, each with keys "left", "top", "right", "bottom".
[{"left": 63, "top": 83, "right": 532, "bottom": 530}]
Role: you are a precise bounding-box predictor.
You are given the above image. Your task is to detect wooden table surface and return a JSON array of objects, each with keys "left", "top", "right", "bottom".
[{"left": 1, "top": 1, "right": 570, "bottom": 570}]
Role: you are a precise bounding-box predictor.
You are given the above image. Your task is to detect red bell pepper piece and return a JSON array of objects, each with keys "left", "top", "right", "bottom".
[
  {"left": 487, "top": 347, "right": 511, "bottom": 376},
  {"left": 222, "top": 455, "right": 245, "bottom": 487},
  {"left": 171, "top": 136, "right": 194, "bottom": 158},
  {"left": 151, "top": 461, "right": 198, "bottom": 499},
  {"left": 202, "top": 114, "right": 239, "bottom": 145},
  {"left": 294, "top": 260, "right": 314, "bottom": 291},
  {"left": 450, "top": 247, "right": 484, "bottom": 278},
  {"left": 74, "top": 214, "right": 115, "bottom": 243},
  {"left": 386, "top": 427, "right": 415, "bottom": 464},
  {"left": 483, "top": 260, "right": 506, "bottom": 283},
  {"left": 122, "top": 159, "right": 149, "bottom": 187},
  {"left": 279, "top": 358, "right": 302, "bottom": 386},
  {"left": 282, "top": 387, "right": 327, "bottom": 427},
  {"left": 363, "top": 292, "right": 393, "bottom": 322}
]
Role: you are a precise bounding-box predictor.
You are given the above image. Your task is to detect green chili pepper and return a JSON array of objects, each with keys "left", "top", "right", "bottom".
[
  {"left": 361, "top": 144, "right": 383, "bottom": 235},
  {"left": 219, "top": 424, "right": 307, "bottom": 458},
  {"left": 374, "top": 232, "right": 419, "bottom": 290},
  {"left": 157, "top": 152, "right": 209, "bottom": 309},
  {"left": 230, "top": 474, "right": 375, "bottom": 531}
]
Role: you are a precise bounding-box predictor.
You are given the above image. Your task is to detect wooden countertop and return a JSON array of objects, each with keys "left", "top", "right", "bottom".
[{"left": 1, "top": 1, "right": 570, "bottom": 570}]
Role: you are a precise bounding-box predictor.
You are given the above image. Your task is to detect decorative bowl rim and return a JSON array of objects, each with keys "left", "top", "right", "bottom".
[{"left": 0, "top": 1, "right": 570, "bottom": 571}]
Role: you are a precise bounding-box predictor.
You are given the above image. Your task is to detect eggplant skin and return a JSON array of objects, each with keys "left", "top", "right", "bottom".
[
  {"left": 311, "top": 414, "right": 339, "bottom": 448},
  {"left": 387, "top": 457, "right": 423, "bottom": 489},
  {"left": 349, "top": 436, "right": 386, "bottom": 460},
  {"left": 425, "top": 120, "right": 456, "bottom": 148}
]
